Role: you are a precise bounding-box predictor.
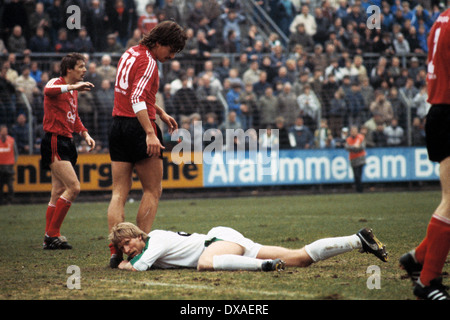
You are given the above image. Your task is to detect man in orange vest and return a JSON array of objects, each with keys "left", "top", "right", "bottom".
[
  {"left": 345, "top": 125, "right": 366, "bottom": 193},
  {"left": 0, "top": 125, "right": 18, "bottom": 205}
]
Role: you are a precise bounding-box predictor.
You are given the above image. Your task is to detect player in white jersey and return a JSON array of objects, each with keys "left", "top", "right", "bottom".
[{"left": 109, "top": 222, "right": 388, "bottom": 272}]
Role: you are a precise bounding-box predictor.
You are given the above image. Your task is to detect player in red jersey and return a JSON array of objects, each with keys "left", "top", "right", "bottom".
[
  {"left": 107, "top": 21, "right": 187, "bottom": 268},
  {"left": 399, "top": 9, "right": 450, "bottom": 300},
  {"left": 41, "top": 53, "right": 95, "bottom": 250}
]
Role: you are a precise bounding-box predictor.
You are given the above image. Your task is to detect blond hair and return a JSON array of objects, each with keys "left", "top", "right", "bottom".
[{"left": 108, "top": 222, "right": 149, "bottom": 247}]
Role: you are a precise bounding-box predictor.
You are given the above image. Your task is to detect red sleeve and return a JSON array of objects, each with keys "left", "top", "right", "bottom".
[
  {"left": 130, "top": 54, "right": 157, "bottom": 108},
  {"left": 44, "top": 78, "right": 66, "bottom": 96}
]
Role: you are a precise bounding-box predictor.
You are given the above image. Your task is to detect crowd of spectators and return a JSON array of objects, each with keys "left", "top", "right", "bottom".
[{"left": 0, "top": 0, "right": 444, "bottom": 155}]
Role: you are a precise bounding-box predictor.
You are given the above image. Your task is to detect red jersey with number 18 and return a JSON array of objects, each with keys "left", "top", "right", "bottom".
[
  {"left": 427, "top": 8, "right": 450, "bottom": 105},
  {"left": 113, "top": 44, "right": 159, "bottom": 119}
]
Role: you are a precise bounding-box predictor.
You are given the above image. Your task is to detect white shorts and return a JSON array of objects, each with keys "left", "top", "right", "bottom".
[{"left": 206, "top": 226, "right": 263, "bottom": 258}]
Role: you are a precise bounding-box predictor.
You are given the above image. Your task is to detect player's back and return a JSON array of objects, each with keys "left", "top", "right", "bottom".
[
  {"left": 113, "top": 44, "right": 158, "bottom": 118},
  {"left": 427, "top": 9, "right": 450, "bottom": 105}
]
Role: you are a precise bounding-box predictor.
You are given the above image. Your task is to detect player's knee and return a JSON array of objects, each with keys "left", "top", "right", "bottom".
[{"left": 70, "top": 181, "right": 81, "bottom": 197}]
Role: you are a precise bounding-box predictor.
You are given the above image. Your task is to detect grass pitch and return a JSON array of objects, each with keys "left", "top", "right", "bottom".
[{"left": 0, "top": 190, "right": 448, "bottom": 301}]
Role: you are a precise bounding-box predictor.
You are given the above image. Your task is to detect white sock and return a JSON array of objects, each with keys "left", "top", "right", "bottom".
[
  {"left": 212, "top": 254, "right": 265, "bottom": 271},
  {"left": 304, "top": 235, "right": 362, "bottom": 262}
]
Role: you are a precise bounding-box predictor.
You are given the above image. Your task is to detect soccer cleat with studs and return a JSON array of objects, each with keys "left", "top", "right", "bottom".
[
  {"left": 356, "top": 228, "right": 388, "bottom": 262},
  {"left": 414, "top": 277, "right": 450, "bottom": 300},
  {"left": 43, "top": 235, "right": 72, "bottom": 250},
  {"left": 399, "top": 251, "right": 422, "bottom": 285},
  {"left": 261, "top": 259, "right": 286, "bottom": 272}
]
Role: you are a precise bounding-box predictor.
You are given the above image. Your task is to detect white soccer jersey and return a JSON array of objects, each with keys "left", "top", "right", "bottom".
[
  {"left": 130, "top": 230, "right": 207, "bottom": 271},
  {"left": 130, "top": 227, "right": 263, "bottom": 271}
]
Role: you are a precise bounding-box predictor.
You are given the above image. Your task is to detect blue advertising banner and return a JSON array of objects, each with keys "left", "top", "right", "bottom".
[{"left": 202, "top": 147, "right": 440, "bottom": 187}]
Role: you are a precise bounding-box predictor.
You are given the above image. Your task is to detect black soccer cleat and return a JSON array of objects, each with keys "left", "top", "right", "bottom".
[
  {"left": 43, "top": 235, "right": 72, "bottom": 250},
  {"left": 356, "top": 228, "right": 388, "bottom": 262},
  {"left": 261, "top": 259, "right": 286, "bottom": 272},
  {"left": 414, "top": 277, "right": 450, "bottom": 300},
  {"left": 399, "top": 251, "right": 422, "bottom": 285},
  {"left": 109, "top": 254, "right": 124, "bottom": 269}
]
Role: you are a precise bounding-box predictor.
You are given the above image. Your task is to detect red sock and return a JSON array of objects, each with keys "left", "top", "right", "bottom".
[
  {"left": 109, "top": 243, "right": 119, "bottom": 256},
  {"left": 45, "top": 203, "right": 56, "bottom": 235},
  {"left": 419, "top": 214, "right": 450, "bottom": 286},
  {"left": 47, "top": 196, "right": 72, "bottom": 237}
]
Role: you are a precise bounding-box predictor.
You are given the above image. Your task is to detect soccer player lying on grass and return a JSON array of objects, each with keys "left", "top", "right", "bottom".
[{"left": 109, "top": 222, "right": 388, "bottom": 272}]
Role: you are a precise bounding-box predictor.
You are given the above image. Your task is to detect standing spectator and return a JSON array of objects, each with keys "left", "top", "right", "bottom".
[
  {"left": 258, "top": 86, "right": 278, "bottom": 128},
  {"left": 29, "top": 2, "right": 52, "bottom": 36},
  {"left": 95, "top": 79, "right": 115, "bottom": 149},
  {"left": 411, "top": 116, "right": 425, "bottom": 146},
  {"left": 10, "top": 113, "right": 30, "bottom": 154},
  {"left": 328, "top": 88, "right": 347, "bottom": 135},
  {"left": 384, "top": 118, "right": 404, "bottom": 147},
  {"left": 7, "top": 25, "right": 27, "bottom": 54},
  {"left": 196, "top": 73, "right": 222, "bottom": 120},
  {"left": 238, "top": 82, "right": 258, "bottom": 130},
  {"left": 242, "top": 61, "right": 261, "bottom": 85},
  {"left": 252, "top": 70, "right": 270, "bottom": 98},
  {"left": 314, "top": 118, "right": 334, "bottom": 149},
  {"left": 345, "top": 125, "right": 366, "bottom": 193},
  {"left": 313, "top": 7, "right": 331, "bottom": 45},
  {"left": 0, "top": 62, "right": 17, "bottom": 127},
  {"left": 73, "top": 27, "right": 94, "bottom": 53},
  {"left": 220, "top": 9, "right": 246, "bottom": 53},
  {"left": 30, "top": 62, "right": 42, "bottom": 84},
  {"left": 370, "top": 123, "right": 387, "bottom": 148},
  {"left": 14, "top": 66, "right": 37, "bottom": 114},
  {"left": 345, "top": 81, "right": 366, "bottom": 127},
  {"left": 45, "top": 0, "right": 64, "bottom": 46},
  {"left": 104, "top": 33, "right": 125, "bottom": 53},
  {"left": 218, "top": 110, "right": 242, "bottom": 145},
  {"left": 289, "top": 4, "right": 317, "bottom": 37},
  {"left": 0, "top": 125, "right": 18, "bottom": 205},
  {"left": 1, "top": 0, "right": 29, "bottom": 41},
  {"left": 297, "top": 84, "right": 321, "bottom": 129},
  {"left": 126, "top": 28, "right": 143, "bottom": 49},
  {"left": 393, "top": 33, "right": 410, "bottom": 55},
  {"left": 29, "top": 26, "right": 52, "bottom": 53},
  {"left": 54, "top": 29, "right": 74, "bottom": 53},
  {"left": 275, "top": 0, "right": 296, "bottom": 37},
  {"left": 159, "top": 0, "right": 182, "bottom": 23},
  {"left": 413, "top": 84, "right": 431, "bottom": 120},
  {"left": 97, "top": 54, "right": 117, "bottom": 85},
  {"left": 369, "top": 90, "right": 394, "bottom": 124},
  {"left": 275, "top": 116, "right": 291, "bottom": 149},
  {"left": 225, "top": 82, "right": 243, "bottom": 120},
  {"left": 109, "top": 0, "right": 132, "bottom": 47},
  {"left": 138, "top": 4, "right": 158, "bottom": 35},
  {"left": 333, "top": 126, "right": 348, "bottom": 149},
  {"left": 277, "top": 82, "right": 299, "bottom": 128},
  {"left": 85, "top": 0, "right": 109, "bottom": 51},
  {"left": 289, "top": 116, "right": 314, "bottom": 149},
  {"left": 172, "top": 74, "right": 200, "bottom": 117},
  {"left": 84, "top": 62, "right": 103, "bottom": 90}
]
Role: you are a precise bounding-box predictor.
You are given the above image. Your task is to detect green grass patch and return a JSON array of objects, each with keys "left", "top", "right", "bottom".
[{"left": 0, "top": 191, "right": 447, "bottom": 300}]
